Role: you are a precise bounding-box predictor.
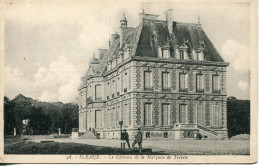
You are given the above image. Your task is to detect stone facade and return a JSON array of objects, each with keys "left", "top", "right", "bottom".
[{"left": 78, "top": 9, "right": 229, "bottom": 140}]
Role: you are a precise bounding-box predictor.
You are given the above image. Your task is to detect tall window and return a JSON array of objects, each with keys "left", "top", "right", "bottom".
[
  {"left": 110, "top": 109, "right": 113, "bottom": 127},
  {"left": 123, "top": 72, "right": 128, "bottom": 93},
  {"left": 162, "top": 104, "right": 170, "bottom": 126},
  {"left": 144, "top": 71, "right": 152, "bottom": 90},
  {"left": 117, "top": 77, "right": 120, "bottom": 95},
  {"left": 196, "top": 74, "right": 204, "bottom": 92},
  {"left": 180, "top": 50, "right": 185, "bottom": 59},
  {"left": 95, "top": 110, "right": 102, "bottom": 128},
  {"left": 162, "top": 72, "right": 170, "bottom": 90},
  {"left": 179, "top": 104, "right": 188, "bottom": 123},
  {"left": 211, "top": 105, "right": 221, "bottom": 127},
  {"left": 144, "top": 103, "right": 152, "bottom": 126},
  {"left": 179, "top": 73, "right": 188, "bottom": 92},
  {"left": 107, "top": 109, "right": 110, "bottom": 128},
  {"left": 195, "top": 104, "right": 204, "bottom": 125},
  {"left": 95, "top": 84, "right": 102, "bottom": 100},
  {"left": 212, "top": 75, "right": 220, "bottom": 93},
  {"left": 112, "top": 80, "right": 116, "bottom": 97}
]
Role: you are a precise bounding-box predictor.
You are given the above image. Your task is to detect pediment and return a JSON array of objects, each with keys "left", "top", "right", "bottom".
[
  {"left": 194, "top": 96, "right": 206, "bottom": 101},
  {"left": 211, "top": 97, "right": 221, "bottom": 101},
  {"left": 177, "top": 96, "right": 189, "bottom": 100}
]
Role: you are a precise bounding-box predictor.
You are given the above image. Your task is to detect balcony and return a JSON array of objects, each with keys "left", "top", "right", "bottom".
[{"left": 174, "top": 123, "right": 197, "bottom": 129}]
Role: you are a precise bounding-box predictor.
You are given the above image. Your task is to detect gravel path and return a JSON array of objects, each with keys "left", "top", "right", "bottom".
[{"left": 29, "top": 138, "right": 250, "bottom": 155}]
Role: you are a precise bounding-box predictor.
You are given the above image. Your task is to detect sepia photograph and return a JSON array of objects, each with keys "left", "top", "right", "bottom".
[{"left": 0, "top": 0, "right": 257, "bottom": 164}]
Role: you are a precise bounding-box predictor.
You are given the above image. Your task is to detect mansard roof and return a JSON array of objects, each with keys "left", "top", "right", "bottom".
[
  {"left": 84, "top": 17, "right": 224, "bottom": 79},
  {"left": 135, "top": 20, "right": 224, "bottom": 62}
]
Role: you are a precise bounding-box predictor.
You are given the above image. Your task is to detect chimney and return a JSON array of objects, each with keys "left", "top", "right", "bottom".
[
  {"left": 139, "top": 9, "right": 159, "bottom": 24},
  {"left": 164, "top": 9, "right": 173, "bottom": 35},
  {"left": 119, "top": 12, "right": 128, "bottom": 48}
]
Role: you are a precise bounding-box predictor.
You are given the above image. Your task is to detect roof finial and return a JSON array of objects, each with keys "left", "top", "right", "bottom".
[
  {"left": 120, "top": 9, "right": 128, "bottom": 27},
  {"left": 93, "top": 52, "right": 96, "bottom": 60}
]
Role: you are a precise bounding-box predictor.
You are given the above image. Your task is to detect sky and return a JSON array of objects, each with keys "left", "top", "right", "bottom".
[{"left": 4, "top": 0, "right": 250, "bottom": 103}]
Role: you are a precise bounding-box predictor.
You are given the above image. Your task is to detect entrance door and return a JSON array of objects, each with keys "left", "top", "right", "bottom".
[{"left": 95, "top": 110, "right": 102, "bottom": 128}]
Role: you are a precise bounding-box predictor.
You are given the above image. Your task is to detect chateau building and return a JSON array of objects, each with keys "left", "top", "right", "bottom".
[{"left": 78, "top": 9, "right": 229, "bottom": 139}]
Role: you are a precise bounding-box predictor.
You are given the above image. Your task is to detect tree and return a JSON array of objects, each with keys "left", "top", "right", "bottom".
[
  {"left": 4, "top": 96, "right": 15, "bottom": 135},
  {"left": 227, "top": 98, "right": 250, "bottom": 138},
  {"left": 4, "top": 94, "right": 79, "bottom": 136}
]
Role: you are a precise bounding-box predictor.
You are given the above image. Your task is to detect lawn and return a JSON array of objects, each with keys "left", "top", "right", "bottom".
[
  {"left": 4, "top": 138, "right": 160, "bottom": 155},
  {"left": 4, "top": 136, "right": 250, "bottom": 155}
]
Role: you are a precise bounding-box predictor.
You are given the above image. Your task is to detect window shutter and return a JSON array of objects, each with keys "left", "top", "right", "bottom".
[
  {"left": 202, "top": 75, "right": 204, "bottom": 90},
  {"left": 195, "top": 105, "right": 198, "bottom": 124}
]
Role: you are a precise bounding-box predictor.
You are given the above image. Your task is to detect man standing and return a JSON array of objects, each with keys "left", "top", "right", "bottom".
[
  {"left": 122, "top": 129, "right": 131, "bottom": 149},
  {"left": 196, "top": 130, "right": 202, "bottom": 140},
  {"left": 132, "top": 128, "right": 142, "bottom": 153}
]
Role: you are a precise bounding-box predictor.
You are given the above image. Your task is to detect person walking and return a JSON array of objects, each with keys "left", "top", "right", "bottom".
[
  {"left": 132, "top": 128, "right": 142, "bottom": 153},
  {"left": 122, "top": 129, "right": 131, "bottom": 149}
]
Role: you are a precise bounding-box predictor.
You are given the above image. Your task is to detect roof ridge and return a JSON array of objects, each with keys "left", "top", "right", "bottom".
[{"left": 175, "top": 21, "right": 200, "bottom": 26}]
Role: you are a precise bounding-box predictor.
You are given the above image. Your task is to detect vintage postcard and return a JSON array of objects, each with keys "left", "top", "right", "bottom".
[{"left": 0, "top": 0, "right": 257, "bottom": 164}]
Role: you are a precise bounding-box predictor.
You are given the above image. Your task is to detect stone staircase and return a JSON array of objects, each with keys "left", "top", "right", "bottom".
[
  {"left": 197, "top": 124, "right": 224, "bottom": 139},
  {"left": 79, "top": 131, "right": 97, "bottom": 139}
]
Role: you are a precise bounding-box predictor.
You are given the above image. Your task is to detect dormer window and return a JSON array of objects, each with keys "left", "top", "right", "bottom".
[
  {"left": 163, "top": 50, "right": 170, "bottom": 58},
  {"left": 197, "top": 51, "right": 204, "bottom": 61},
  {"left": 107, "top": 62, "right": 111, "bottom": 71},
  {"left": 124, "top": 49, "right": 130, "bottom": 59},
  {"left": 124, "top": 46, "right": 132, "bottom": 60},
  {"left": 158, "top": 45, "right": 170, "bottom": 58},
  {"left": 178, "top": 42, "right": 188, "bottom": 60},
  {"left": 162, "top": 48, "right": 170, "bottom": 58},
  {"left": 180, "top": 50, "right": 185, "bottom": 59},
  {"left": 112, "top": 59, "right": 117, "bottom": 68},
  {"left": 158, "top": 46, "right": 163, "bottom": 58},
  {"left": 118, "top": 51, "right": 124, "bottom": 62},
  {"left": 118, "top": 55, "right": 121, "bottom": 64}
]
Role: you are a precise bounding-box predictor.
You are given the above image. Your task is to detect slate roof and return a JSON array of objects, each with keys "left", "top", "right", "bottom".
[
  {"left": 135, "top": 20, "right": 223, "bottom": 62},
  {"left": 83, "top": 18, "right": 224, "bottom": 79}
]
